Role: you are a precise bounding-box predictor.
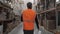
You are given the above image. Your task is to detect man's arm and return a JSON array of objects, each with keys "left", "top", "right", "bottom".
[
  {"left": 21, "top": 14, "right": 23, "bottom": 22},
  {"left": 35, "top": 15, "right": 39, "bottom": 30}
]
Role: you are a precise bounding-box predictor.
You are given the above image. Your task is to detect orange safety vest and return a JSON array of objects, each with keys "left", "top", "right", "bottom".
[{"left": 22, "top": 9, "right": 36, "bottom": 30}]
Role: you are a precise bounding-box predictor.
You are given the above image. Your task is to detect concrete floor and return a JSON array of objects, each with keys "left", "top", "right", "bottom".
[
  {"left": 9, "top": 23, "right": 41, "bottom": 34},
  {"left": 8, "top": 22, "right": 54, "bottom": 34},
  {"left": 39, "top": 26, "right": 54, "bottom": 34}
]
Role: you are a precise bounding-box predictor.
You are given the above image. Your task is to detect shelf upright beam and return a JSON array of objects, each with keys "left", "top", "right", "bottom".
[{"left": 55, "top": 2, "right": 58, "bottom": 32}]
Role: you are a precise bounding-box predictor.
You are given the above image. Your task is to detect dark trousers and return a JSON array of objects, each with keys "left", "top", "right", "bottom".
[{"left": 24, "top": 30, "right": 34, "bottom": 34}]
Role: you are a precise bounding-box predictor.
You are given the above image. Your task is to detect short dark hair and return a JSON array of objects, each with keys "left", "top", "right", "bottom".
[{"left": 27, "top": 2, "right": 32, "bottom": 9}]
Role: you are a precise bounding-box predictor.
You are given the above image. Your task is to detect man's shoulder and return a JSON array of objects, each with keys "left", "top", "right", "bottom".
[{"left": 32, "top": 10, "right": 36, "bottom": 13}]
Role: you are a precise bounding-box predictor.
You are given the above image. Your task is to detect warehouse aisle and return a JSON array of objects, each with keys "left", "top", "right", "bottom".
[{"left": 9, "top": 23, "right": 41, "bottom": 34}]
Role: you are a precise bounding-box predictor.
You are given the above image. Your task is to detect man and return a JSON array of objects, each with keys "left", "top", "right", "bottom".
[{"left": 21, "top": 2, "right": 39, "bottom": 34}]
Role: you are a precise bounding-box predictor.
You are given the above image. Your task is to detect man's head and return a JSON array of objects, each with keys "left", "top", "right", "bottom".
[{"left": 27, "top": 2, "right": 32, "bottom": 9}]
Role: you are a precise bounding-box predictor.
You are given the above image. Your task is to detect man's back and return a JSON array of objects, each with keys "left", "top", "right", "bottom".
[{"left": 22, "top": 9, "right": 36, "bottom": 30}]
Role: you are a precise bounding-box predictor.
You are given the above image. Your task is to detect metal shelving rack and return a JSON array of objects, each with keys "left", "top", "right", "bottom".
[
  {"left": 37, "top": 0, "right": 60, "bottom": 34},
  {"left": 0, "top": 0, "right": 14, "bottom": 34}
]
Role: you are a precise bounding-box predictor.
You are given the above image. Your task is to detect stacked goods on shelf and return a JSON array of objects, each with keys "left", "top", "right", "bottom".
[
  {"left": 46, "top": 20, "right": 56, "bottom": 32},
  {"left": 40, "top": 0, "right": 45, "bottom": 11},
  {"left": 57, "top": 3, "right": 60, "bottom": 11},
  {"left": 46, "top": 11, "right": 56, "bottom": 32},
  {"left": 39, "top": 15, "right": 43, "bottom": 26},
  {"left": 0, "top": 7, "right": 6, "bottom": 21},
  {"left": 40, "top": 0, "right": 55, "bottom": 12},
  {"left": 40, "top": 0, "right": 56, "bottom": 32},
  {"left": 46, "top": 0, "right": 55, "bottom": 9},
  {"left": 41, "top": 13, "right": 46, "bottom": 28},
  {"left": 37, "top": 13, "right": 43, "bottom": 28},
  {"left": 0, "top": 7, "right": 6, "bottom": 34},
  {"left": 0, "top": 1, "right": 15, "bottom": 34},
  {"left": 6, "top": 12, "right": 15, "bottom": 33},
  {"left": 43, "top": 19, "right": 47, "bottom": 29},
  {"left": 7, "top": 15, "right": 20, "bottom": 33},
  {"left": 0, "top": 0, "right": 21, "bottom": 34},
  {"left": 37, "top": 0, "right": 60, "bottom": 34}
]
